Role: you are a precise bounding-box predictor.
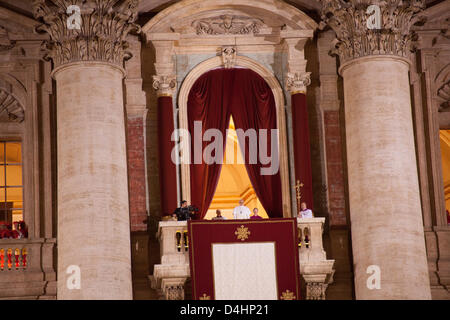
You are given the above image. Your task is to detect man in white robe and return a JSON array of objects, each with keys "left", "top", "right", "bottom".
[
  {"left": 299, "top": 202, "right": 314, "bottom": 218},
  {"left": 233, "top": 199, "right": 251, "bottom": 220}
]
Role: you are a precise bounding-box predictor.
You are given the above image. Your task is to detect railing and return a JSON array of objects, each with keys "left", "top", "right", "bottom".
[
  {"left": 0, "top": 247, "right": 27, "bottom": 271},
  {"left": 150, "top": 218, "right": 335, "bottom": 300},
  {"left": 0, "top": 238, "right": 56, "bottom": 299}
]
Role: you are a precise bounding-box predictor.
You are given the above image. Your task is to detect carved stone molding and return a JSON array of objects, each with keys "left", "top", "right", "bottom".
[
  {"left": 153, "top": 75, "right": 177, "bottom": 97},
  {"left": 320, "top": 0, "right": 426, "bottom": 64},
  {"left": 32, "top": 0, "right": 140, "bottom": 69},
  {"left": 0, "top": 88, "right": 24, "bottom": 123},
  {"left": 285, "top": 72, "right": 311, "bottom": 94},
  {"left": 221, "top": 46, "right": 236, "bottom": 69},
  {"left": 192, "top": 15, "right": 264, "bottom": 35},
  {"left": 164, "top": 284, "right": 185, "bottom": 300},
  {"left": 306, "top": 282, "right": 328, "bottom": 300}
]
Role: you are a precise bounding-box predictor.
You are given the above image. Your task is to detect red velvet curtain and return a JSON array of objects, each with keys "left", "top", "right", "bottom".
[
  {"left": 230, "top": 70, "right": 283, "bottom": 217},
  {"left": 188, "top": 69, "right": 232, "bottom": 218},
  {"left": 188, "top": 68, "right": 283, "bottom": 218},
  {"left": 291, "top": 93, "right": 313, "bottom": 211},
  {"left": 158, "top": 96, "right": 178, "bottom": 216}
]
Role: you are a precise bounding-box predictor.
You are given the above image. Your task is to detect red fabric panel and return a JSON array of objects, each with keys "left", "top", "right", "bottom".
[
  {"left": 126, "top": 117, "right": 148, "bottom": 231},
  {"left": 230, "top": 69, "right": 283, "bottom": 217},
  {"left": 188, "top": 69, "right": 232, "bottom": 218},
  {"left": 188, "top": 218, "right": 301, "bottom": 300},
  {"left": 187, "top": 68, "right": 283, "bottom": 218},
  {"left": 158, "top": 96, "right": 178, "bottom": 216},
  {"left": 291, "top": 93, "right": 314, "bottom": 211}
]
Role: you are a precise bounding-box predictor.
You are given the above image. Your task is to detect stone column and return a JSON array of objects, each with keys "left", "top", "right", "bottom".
[
  {"left": 33, "top": 0, "right": 140, "bottom": 300},
  {"left": 321, "top": 0, "right": 431, "bottom": 299}
]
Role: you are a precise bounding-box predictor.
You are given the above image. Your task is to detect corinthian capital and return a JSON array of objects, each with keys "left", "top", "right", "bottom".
[
  {"left": 32, "top": 0, "right": 140, "bottom": 69},
  {"left": 286, "top": 72, "right": 311, "bottom": 94},
  {"left": 320, "top": 0, "right": 425, "bottom": 64},
  {"left": 153, "top": 75, "right": 177, "bottom": 97}
]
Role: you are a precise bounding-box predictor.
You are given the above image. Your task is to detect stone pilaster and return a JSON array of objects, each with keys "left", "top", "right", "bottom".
[
  {"left": 321, "top": 0, "right": 431, "bottom": 299},
  {"left": 33, "top": 0, "right": 140, "bottom": 300},
  {"left": 283, "top": 37, "right": 310, "bottom": 94}
]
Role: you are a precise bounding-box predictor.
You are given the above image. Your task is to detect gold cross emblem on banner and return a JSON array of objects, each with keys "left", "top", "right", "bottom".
[{"left": 234, "top": 225, "right": 250, "bottom": 241}]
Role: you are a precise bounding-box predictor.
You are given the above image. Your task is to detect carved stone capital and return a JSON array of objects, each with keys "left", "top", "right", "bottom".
[
  {"left": 32, "top": 0, "right": 140, "bottom": 69},
  {"left": 221, "top": 46, "right": 237, "bottom": 69},
  {"left": 153, "top": 75, "right": 177, "bottom": 97},
  {"left": 286, "top": 72, "right": 311, "bottom": 94},
  {"left": 320, "top": 0, "right": 426, "bottom": 64}
]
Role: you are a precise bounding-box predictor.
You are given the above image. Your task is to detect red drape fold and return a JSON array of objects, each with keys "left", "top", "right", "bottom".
[
  {"left": 230, "top": 70, "right": 283, "bottom": 217},
  {"left": 188, "top": 70, "right": 232, "bottom": 218},
  {"left": 158, "top": 96, "right": 178, "bottom": 216},
  {"left": 187, "top": 68, "right": 284, "bottom": 218},
  {"left": 291, "top": 93, "right": 314, "bottom": 211}
]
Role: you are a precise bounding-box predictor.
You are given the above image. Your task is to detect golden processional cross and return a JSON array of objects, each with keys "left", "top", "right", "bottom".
[{"left": 295, "top": 180, "right": 304, "bottom": 212}]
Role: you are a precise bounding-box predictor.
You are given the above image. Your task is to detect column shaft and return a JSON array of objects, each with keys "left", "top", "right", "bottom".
[
  {"left": 341, "top": 56, "right": 431, "bottom": 299},
  {"left": 54, "top": 62, "right": 132, "bottom": 300}
]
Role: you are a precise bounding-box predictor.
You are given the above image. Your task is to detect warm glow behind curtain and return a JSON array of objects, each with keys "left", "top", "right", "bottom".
[{"left": 187, "top": 68, "right": 283, "bottom": 218}]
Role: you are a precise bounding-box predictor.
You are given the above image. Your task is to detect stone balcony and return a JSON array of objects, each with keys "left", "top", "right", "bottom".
[
  {"left": 0, "top": 238, "right": 57, "bottom": 299},
  {"left": 149, "top": 218, "right": 335, "bottom": 300}
]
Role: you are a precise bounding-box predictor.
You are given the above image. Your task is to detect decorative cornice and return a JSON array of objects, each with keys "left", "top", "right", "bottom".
[
  {"left": 0, "top": 88, "right": 24, "bottom": 123},
  {"left": 153, "top": 75, "right": 176, "bottom": 97},
  {"left": 320, "top": 0, "right": 426, "bottom": 64},
  {"left": 286, "top": 72, "right": 311, "bottom": 94},
  {"left": 32, "top": 0, "right": 140, "bottom": 68},
  {"left": 192, "top": 15, "right": 264, "bottom": 35}
]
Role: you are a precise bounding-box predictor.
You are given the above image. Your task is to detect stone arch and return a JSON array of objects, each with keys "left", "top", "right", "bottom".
[
  {"left": 177, "top": 55, "right": 292, "bottom": 216},
  {"left": 0, "top": 74, "right": 26, "bottom": 123}
]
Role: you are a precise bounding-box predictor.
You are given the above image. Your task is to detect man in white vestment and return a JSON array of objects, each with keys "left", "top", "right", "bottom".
[
  {"left": 299, "top": 202, "right": 314, "bottom": 218},
  {"left": 233, "top": 199, "right": 251, "bottom": 220}
]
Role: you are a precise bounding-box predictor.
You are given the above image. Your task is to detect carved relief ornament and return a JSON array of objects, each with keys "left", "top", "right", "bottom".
[
  {"left": 32, "top": 0, "right": 140, "bottom": 68},
  {"left": 192, "top": 15, "right": 264, "bottom": 35},
  {"left": 320, "top": 0, "right": 426, "bottom": 64}
]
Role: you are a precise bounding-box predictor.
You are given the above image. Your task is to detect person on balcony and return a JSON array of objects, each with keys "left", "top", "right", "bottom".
[
  {"left": 212, "top": 210, "right": 226, "bottom": 220},
  {"left": 250, "top": 208, "right": 263, "bottom": 220},
  {"left": 299, "top": 202, "right": 314, "bottom": 219},
  {"left": 173, "top": 200, "right": 192, "bottom": 221},
  {"left": 233, "top": 199, "right": 251, "bottom": 220}
]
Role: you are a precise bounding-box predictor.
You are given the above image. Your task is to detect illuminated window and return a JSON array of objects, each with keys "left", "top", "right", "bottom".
[{"left": 0, "top": 141, "right": 23, "bottom": 226}]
